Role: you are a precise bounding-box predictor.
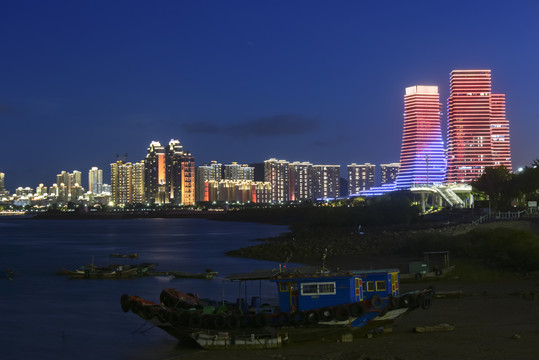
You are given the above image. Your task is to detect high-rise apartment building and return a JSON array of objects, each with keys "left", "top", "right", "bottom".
[
  {"left": 180, "top": 151, "right": 195, "bottom": 206},
  {"left": 394, "top": 86, "right": 446, "bottom": 189},
  {"left": 166, "top": 139, "right": 184, "bottom": 205},
  {"left": 348, "top": 163, "right": 375, "bottom": 195},
  {"left": 144, "top": 141, "right": 167, "bottom": 204},
  {"left": 196, "top": 161, "right": 222, "bottom": 202},
  {"left": 71, "top": 171, "right": 82, "bottom": 188},
  {"left": 110, "top": 161, "right": 133, "bottom": 206},
  {"left": 224, "top": 163, "right": 254, "bottom": 181},
  {"left": 56, "top": 170, "right": 81, "bottom": 197},
  {"left": 143, "top": 139, "right": 195, "bottom": 205},
  {"left": 380, "top": 163, "right": 400, "bottom": 185},
  {"left": 313, "top": 165, "right": 340, "bottom": 200},
  {"left": 88, "top": 167, "right": 103, "bottom": 194},
  {"left": 446, "top": 70, "right": 511, "bottom": 183},
  {"left": 288, "top": 161, "right": 313, "bottom": 201},
  {"left": 0, "top": 172, "right": 5, "bottom": 194},
  {"left": 56, "top": 171, "right": 71, "bottom": 192},
  {"left": 36, "top": 183, "right": 48, "bottom": 196},
  {"left": 264, "top": 158, "right": 289, "bottom": 202},
  {"left": 490, "top": 94, "right": 512, "bottom": 169},
  {"left": 132, "top": 162, "right": 145, "bottom": 204}
]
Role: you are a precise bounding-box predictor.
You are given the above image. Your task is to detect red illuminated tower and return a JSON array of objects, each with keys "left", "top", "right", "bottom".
[
  {"left": 394, "top": 85, "right": 446, "bottom": 189},
  {"left": 446, "top": 70, "right": 511, "bottom": 183}
]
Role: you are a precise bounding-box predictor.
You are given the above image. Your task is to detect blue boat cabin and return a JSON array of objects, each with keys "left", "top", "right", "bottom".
[{"left": 271, "top": 269, "right": 400, "bottom": 313}]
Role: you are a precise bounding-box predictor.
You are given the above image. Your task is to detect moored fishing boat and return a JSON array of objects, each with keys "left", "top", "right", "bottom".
[
  {"left": 121, "top": 266, "right": 434, "bottom": 348},
  {"left": 58, "top": 262, "right": 157, "bottom": 279}
]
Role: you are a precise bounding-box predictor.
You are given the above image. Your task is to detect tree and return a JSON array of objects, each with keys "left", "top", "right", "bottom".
[{"left": 472, "top": 166, "right": 513, "bottom": 211}]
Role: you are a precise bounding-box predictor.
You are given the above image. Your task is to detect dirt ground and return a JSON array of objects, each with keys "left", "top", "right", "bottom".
[{"left": 178, "top": 276, "right": 539, "bottom": 360}]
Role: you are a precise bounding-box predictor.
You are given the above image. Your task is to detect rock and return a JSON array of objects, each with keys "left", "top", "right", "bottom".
[{"left": 414, "top": 323, "right": 455, "bottom": 333}]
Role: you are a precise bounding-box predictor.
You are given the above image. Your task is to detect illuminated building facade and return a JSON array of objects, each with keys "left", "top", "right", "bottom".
[
  {"left": 288, "top": 161, "right": 313, "bottom": 201},
  {"left": 36, "top": 183, "right": 48, "bottom": 196},
  {"left": 144, "top": 141, "right": 166, "bottom": 204},
  {"left": 132, "top": 162, "right": 145, "bottom": 204},
  {"left": 208, "top": 180, "right": 271, "bottom": 204},
  {"left": 490, "top": 94, "right": 512, "bottom": 169},
  {"left": 348, "top": 163, "right": 375, "bottom": 195},
  {"left": 394, "top": 86, "right": 446, "bottom": 189},
  {"left": 264, "top": 158, "right": 289, "bottom": 202},
  {"left": 88, "top": 167, "right": 103, "bottom": 194},
  {"left": 313, "top": 165, "right": 340, "bottom": 200},
  {"left": 180, "top": 151, "right": 195, "bottom": 206},
  {"left": 446, "top": 70, "right": 511, "bottom": 183},
  {"left": 224, "top": 163, "right": 254, "bottom": 181},
  {"left": 380, "top": 163, "right": 400, "bottom": 185},
  {"left": 110, "top": 161, "right": 133, "bottom": 206},
  {"left": 0, "top": 172, "right": 6, "bottom": 196},
  {"left": 196, "top": 161, "right": 222, "bottom": 202},
  {"left": 166, "top": 139, "right": 184, "bottom": 205}
]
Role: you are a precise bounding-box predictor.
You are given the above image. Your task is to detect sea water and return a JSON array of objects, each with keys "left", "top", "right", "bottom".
[{"left": 0, "top": 218, "right": 288, "bottom": 360}]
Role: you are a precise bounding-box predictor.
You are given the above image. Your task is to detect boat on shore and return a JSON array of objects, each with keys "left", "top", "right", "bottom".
[
  {"left": 58, "top": 262, "right": 157, "bottom": 279},
  {"left": 121, "top": 266, "right": 435, "bottom": 349},
  {"left": 169, "top": 270, "right": 218, "bottom": 279}
]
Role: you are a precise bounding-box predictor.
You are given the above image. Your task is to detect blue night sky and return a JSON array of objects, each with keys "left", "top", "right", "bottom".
[{"left": 1, "top": 0, "right": 539, "bottom": 190}]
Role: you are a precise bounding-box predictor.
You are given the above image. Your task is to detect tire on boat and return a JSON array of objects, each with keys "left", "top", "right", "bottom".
[
  {"left": 142, "top": 305, "right": 155, "bottom": 320},
  {"left": 388, "top": 296, "right": 400, "bottom": 310},
  {"left": 305, "top": 310, "right": 319, "bottom": 325},
  {"left": 400, "top": 294, "right": 416, "bottom": 309},
  {"left": 291, "top": 311, "right": 306, "bottom": 325},
  {"left": 120, "top": 294, "right": 131, "bottom": 313},
  {"left": 415, "top": 273, "right": 422, "bottom": 280},
  {"left": 254, "top": 313, "right": 269, "bottom": 328},
  {"left": 370, "top": 294, "right": 383, "bottom": 310},
  {"left": 348, "top": 302, "right": 366, "bottom": 317},
  {"left": 188, "top": 312, "right": 202, "bottom": 328},
  {"left": 130, "top": 300, "right": 142, "bottom": 314},
  {"left": 420, "top": 294, "right": 432, "bottom": 310},
  {"left": 170, "top": 311, "right": 183, "bottom": 327},
  {"left": 276, "top": 312, "right": 291, "bottom": 326},
  {"left": 319, "top": 307, "right": 333, "bottom": 322},
  {"left": 157, "top": 308, "right": 170, "bottom": 323},
  {"left": 333, "top": 305, "right": 350, "bottom": 321}
]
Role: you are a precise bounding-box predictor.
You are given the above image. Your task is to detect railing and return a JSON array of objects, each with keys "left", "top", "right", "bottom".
[{"left": 472, "top": 210, "right": 528, "bottom": 224}]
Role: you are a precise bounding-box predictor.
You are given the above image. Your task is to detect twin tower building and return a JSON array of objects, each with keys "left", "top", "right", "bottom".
[{"left": 392, "top": 69, "right": 511, "bottom": 191}]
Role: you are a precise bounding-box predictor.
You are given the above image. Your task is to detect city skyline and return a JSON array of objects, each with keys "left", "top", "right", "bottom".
[{"left": 2, "top": 2, "right": 539, "bottom": 189}]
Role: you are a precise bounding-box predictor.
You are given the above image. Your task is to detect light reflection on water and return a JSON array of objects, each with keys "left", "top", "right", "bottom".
[{"left": 0, "top": 218, "right": 288, "bottom": 360}]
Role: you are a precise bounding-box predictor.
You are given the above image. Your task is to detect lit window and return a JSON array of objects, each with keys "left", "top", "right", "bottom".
[{"left": 301, "top": 282, "right": 336, "bottom": 295}]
